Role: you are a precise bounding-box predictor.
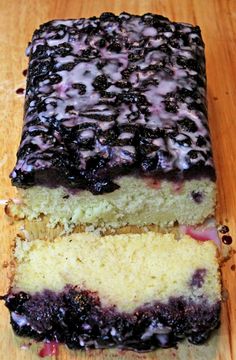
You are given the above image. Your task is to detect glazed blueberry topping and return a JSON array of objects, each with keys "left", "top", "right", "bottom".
[
  {"left": 11, "top": 12, "right": 215, "bottom": 194},
  {"left": 4, "top": 287, "right": 220, "bottom": 350}
]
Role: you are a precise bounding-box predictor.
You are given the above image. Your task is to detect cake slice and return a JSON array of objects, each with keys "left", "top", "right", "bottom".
[
  {"left": 8, "top": 12, "right": 216, "bottom": 231},
  {"left": 3, "top": 232, "right": 221, "bottom": 351}
]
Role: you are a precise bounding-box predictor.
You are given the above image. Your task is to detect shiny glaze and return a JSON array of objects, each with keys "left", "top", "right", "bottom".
[{"left": 11, "top": 12, "right": 215, "bottom": 193}]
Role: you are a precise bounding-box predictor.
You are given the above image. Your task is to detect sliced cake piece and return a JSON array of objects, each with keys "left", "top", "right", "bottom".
[
  {"left": 4, "top": 232, "right": 221, "bottom": 350},
  {"left": 9, "top": 12, "right": 216, "bottom": 231},
  {"left": 8, "top": 178, "right": 215, "bottom": 231}
]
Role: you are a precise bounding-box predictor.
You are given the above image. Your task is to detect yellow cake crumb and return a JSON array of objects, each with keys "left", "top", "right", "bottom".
[
  {"left": 14, "top": 232, "right": 220, "bottom": 312},
  {"left": 9, "top": 176, "right": 216, "bottom": 231}
]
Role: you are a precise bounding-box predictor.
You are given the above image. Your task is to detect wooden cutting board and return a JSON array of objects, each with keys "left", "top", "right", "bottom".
[{"left": 0, "top": 0, "right": 235, "bottom": 359}]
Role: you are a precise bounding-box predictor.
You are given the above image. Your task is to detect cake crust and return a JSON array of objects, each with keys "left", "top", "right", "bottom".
[{"left": 11, "top": 12, "right": 215, "bottom": 194}]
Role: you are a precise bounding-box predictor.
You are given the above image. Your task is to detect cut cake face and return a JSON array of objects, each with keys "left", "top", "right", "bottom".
[{"left": 5, "top": 232, "right": 221, "bottom": 351}]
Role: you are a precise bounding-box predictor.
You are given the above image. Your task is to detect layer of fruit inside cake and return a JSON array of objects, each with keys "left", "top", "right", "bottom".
[
  {"left": 9, "top": 12, "right": 216, "bottom": 231},
  {"left": 4, "top": 232, "right": 221, "bottom": 351}
]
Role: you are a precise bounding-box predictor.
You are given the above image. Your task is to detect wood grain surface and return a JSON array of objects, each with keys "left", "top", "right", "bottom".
[{"left": 0, "top": 0, "right": 236, "bottom": 359}]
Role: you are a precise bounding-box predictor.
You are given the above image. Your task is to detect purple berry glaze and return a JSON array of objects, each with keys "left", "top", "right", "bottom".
[
  {"left": 3, "top": 286, "right": 220, "bottom": 351},
  {"left": 10, "top": 12, "right": 215, "bottom": 194}
]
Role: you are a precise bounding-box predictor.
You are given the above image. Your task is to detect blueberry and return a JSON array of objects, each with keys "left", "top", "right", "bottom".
[
  {"left": 98, "top": 38, "right": 106, "bottom": 48},
  {"left": 128, "top": 52, "right": 142, "bottom": 62},
  {"left": 82, "top": 47, "right": 99, "bottom": 58},
  {"left": 177, "top": 56, "right": 188, "bottom": 68},
  {"left": 142, "top": 13, "right": 155, "bottom": 25},
  {"left": 139, "top": 139, "right": 158, "bottom": 155},
  {"left": 99, "top": 90, "right": 116, "bottom": 99},
  {"left": 140, "top": 127, "right": 165, "bottom": 139},
  {"left": 188, "top": 332, "right": 210, "bottom": 345},
  {"left": 177, "top": 88, "right": 194, "bottom": 99},
  {"left": 100, "top": 12, "right": 116, "bottom": 22},
  {"left": 188, "top": 101, "right": 207, "bottom": 115},
  {"left": 116, "top": 92, "right": 149, "bottom": 106},
  {"left": 55, "top": 43, "right": 73, "bottom": 56},
  {"left": 121, "top": 66, "right": 137, "bottom": 79},
  {"left": 92, "top": 75, "right": 110, "bottom": 90},
  {"left": 30, "top": 59, "right": 53, "bottom": 77},
  {"left": 57, "top": 62, "right": 76, "bottom": 71},
  {"left": 196, "top": 135, "right": 207, "bottom": 147},
  {"left": 115, "top": 80, "right": 132, "bottom": 89},
  {"left": 83, "top": 24, "right": 98, "bottom": 35},
  {"left": 141, "top": 78, "right": 159, "bottom": 87},
  {"left": 72, "top": 83, "right": 86, "bottom": 94},
  {"left": 157, "top": 44, "right": 172, "bottom": 55},
  {"left": 187, "top": 58, "right": 200, "bottom": 72},
  {"left": 177, "top": 118, "right": 198, "bottom": 133},
  {"left": 98, "top": 127, "right": 118, "bottom": 145},
  {"left": 169, "top": 132, "right": 192, "bottom": 147},
  {"left": 145, "top": 63, "right": 162, "bottom": 72},
  {"left": 164, "top": 93, "right": 178, "bottom": 113},
  {"left": 96, "top": 60, "right": 108, "bottom": 70},
  {"left": 49, "top": 24, "right": 67, "bottom": 40},
  {"left": 186, "top": 150, "right": 206, "bottom": 165},
  {"left": 107, "top": 42, "right": 122, "bottom": 53},
  {"left": 48, "top": 74, "right": 62, "bottom": 85},
  {"left": 89, "top": 179, "right": 120, "bottom": 195},
  {"left": 30, "top": 44, "right": 48, "bottom": 59},
  {"left": 127, "top": 110, "right": 140, "bottom": 121},
  {"left": 191, "top": 191, "right": 204, "bottom": 203},
  {"left": 175, "top": 32, "right": 190, "bottom": 46},
  {"left": 141, "top": 156, "right": 157, "bottom": 172},
  {"left": 65, "top": 105, "right": 75, "bottom": 112},
  {"left": 188, "top": 150, "right": 199, "bottom": 159},
  {"left": 5, "top": 292, "right": 30, "bottom": 312},
  {"left": 192, "top": 74, "right": 205, "bottom": 88}
]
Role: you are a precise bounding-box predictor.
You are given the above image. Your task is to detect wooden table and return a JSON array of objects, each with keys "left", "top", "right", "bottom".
[{"left": 0, "top": 0, "right": 235, "bottom": 359}]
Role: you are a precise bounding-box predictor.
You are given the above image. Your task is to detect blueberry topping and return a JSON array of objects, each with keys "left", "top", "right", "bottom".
[
  {"left": 11, "top": 13, "right": 215, "bottom": 193},
  {"left": 4, "top": 288, "right": 220, "bottom": 350}
]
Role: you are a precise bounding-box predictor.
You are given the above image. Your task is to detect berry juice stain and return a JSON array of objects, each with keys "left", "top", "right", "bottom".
[
  {"left": 222, "top": 235, "right": 232, "bottom": 245},
  {"left": 16, "top": 88, "right": 25, "bottom": 95}
]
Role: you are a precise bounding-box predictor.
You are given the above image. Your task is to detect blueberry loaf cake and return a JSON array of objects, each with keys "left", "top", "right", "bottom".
[
  {"left": 4, "top": 232, "right": 221, "bottom": 351},
  {"left": 8, "top": 12, "right": 216, "bottom": 231},
  {"left": 3, "top": 12, "right": 221, "bottom": 353}
]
